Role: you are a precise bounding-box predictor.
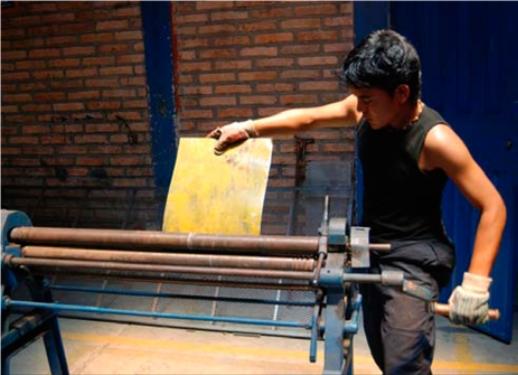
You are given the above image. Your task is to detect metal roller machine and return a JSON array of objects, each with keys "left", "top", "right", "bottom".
[{"left": 1, "top": 200, "right": 448, "bottom": 375}]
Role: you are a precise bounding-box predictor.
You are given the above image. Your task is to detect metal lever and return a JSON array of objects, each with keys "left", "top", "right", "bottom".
[
  {"left": 343, "top": 272, "right": 501, "bottom": 323},
  {"left": 431, "top": 302, "right": 500, "bottom": 321},
  {"left": 402, "top": 279, "right": 500, "bottom": 322}
]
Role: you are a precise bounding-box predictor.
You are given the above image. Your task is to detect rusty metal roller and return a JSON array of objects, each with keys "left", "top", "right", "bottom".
[
  {"left": 21, "top": 246, "right": 316, "bottom": 271},
  {"left": 10, "top": 227, "right": 320, "bottom": 256}
]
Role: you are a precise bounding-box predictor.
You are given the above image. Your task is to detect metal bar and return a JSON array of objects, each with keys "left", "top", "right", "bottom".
[
  {"left": 50, "top": 282, "right": 313, "bottom": 306},
  {"left": 343, "top": 335, "right": 353, "bottom": 375},
  {"left": 95, "top": 279, "right": 108, "bottom": 309},
  {"left": 210, "top": 276, "right": 222, "bottom": 325},
  {"left": 342, "top": 274, "right": 384, "bottom": 284},
  {"left": 21, "top": 246, "right": 316, "bottom": 271},
  {"left": 52, "top": 314, "right": 312, "bottom": 339},
  {"left": 342, "top": 273, "right": 402, "bottom": 285},
  {"left": 309, "top": 303, "right": 320, "bottom": 363},
  {"left": 42, "top": 317, "right": 69, "bottom": 375},
  {"left": 33, "top": 269, "right": 317, "bottom": 291},
  {"left": 312, "top": 251, "right": 325, "bottom": 286},
  {"left": 368, "top": 243, "right": 391, "bottom": 251},
  {"left": 151, "top": 282, "right": 162, "bottom": 316},
  {"left": 6, "top": 257, "right": 315, "bottom": 280},
  {"left": 431, "top": 302, "right": 500, "bottom": 320},
  {"left": 4, "top": 299, "right": 310, "bottom": 329},
  {"left": 10, "top": 227, "right": 319, "bottom": 256},
  {"left": 271, "top": 279, "right": 283, "bottom": 330}
]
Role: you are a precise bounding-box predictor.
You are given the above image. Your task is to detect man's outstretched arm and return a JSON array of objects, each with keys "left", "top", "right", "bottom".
[{"left": 208, "top": 95, "right": 361, "bottom": 154}]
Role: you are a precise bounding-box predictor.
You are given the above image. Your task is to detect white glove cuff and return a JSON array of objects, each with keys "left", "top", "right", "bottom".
[
  {"left": 241, "top": 119, "right": 259, "bottom": 138},
  {"left": 462, "top": 272, "right": 492, "bottom": 293}
]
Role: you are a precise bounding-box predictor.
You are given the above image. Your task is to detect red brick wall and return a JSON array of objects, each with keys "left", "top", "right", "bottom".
[
  {"left": 1, "top": 1, "right": 356, "bottom": 234},
  {"left": 172, "top": 2, "right": 356, "bottom": 234},
  {"left": 1, "top": 2, "right": 159, "bottom": 228}
]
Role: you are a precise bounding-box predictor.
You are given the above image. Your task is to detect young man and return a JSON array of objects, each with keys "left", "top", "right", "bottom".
[{"left": 208, "top": 29, "right": 506, "bottom": 374}]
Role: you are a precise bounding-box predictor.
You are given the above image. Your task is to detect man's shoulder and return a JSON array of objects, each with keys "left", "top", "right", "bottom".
[
  {"left": 422, "top": 123, "right": 468, "bottom": 171},
  {"left": 421, "top": 104, "right": 448, "bottom": 128}
]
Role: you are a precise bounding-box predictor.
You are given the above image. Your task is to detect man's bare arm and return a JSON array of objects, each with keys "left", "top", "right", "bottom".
[
  {"left": 208, "top": 95, "right": 361, "bottom": 154},
  {"left": 422, "top": 124, "right": 507, "bottom": 276},
  {"left": 252, "top": 94, "right": 361, "bottom": 136}
]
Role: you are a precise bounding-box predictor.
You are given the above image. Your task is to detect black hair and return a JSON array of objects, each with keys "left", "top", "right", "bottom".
[{"left": 341, "top": 29, "right": 422, "bottom": 103}]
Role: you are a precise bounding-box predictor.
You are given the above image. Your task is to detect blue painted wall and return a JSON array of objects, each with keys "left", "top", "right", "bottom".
[
  {"left": 391, "top": 1, "right": 518, "bottom": 343},
  {"left": 141, "top": 2, "right": 177, "bottom": 196},
  {"left": 354, "top": 2, "right": 518, "bottom": 342},
  {"left": 353, "top": 1, "right": 389, "bottom": 43},
  {"left": 352, "top": 2, "right": 389, "bottom": 226}
]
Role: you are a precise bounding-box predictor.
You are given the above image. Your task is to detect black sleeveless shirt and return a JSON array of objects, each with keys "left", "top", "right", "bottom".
[{"left": 358, "top": 105, "right": 449, "bottom": 243}]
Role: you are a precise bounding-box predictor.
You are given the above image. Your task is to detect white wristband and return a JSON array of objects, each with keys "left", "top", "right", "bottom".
[
  {"left": 242, "top": 119, "right": 258, "bottom": 137},
  {"left": 462, "top": 272, "right": 492, "bottom": 293}
]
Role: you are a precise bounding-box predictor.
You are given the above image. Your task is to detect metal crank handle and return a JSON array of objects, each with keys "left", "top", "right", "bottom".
[
  {"left": 368, "top": 243, "right": 391, "bottom": 252},
  {"left": 430, "top": 302, "right": 500, "bottom": 321},
  {"left": 401, "top": 281, "right": 500, "bottom": 321},
  {"left": 347, "top": 273, "right": 500, "bottom": 321}
]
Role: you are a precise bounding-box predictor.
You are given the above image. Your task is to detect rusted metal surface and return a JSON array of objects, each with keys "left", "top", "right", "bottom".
[
  {"left": 21, "top": 246, "right": 316, "bottom": 271},
  {"left": 10, "top": 227, "right": 319, "bottom": 256},
  {"left": 10, "top": 227, "right": 389, "bottom": 254},
  {"left": 162, "top": 138, "right": 273, "bottom": 235},
  {"left": 6, "top": 256, "right": 315, "bottom": 280},
  {"left": 287, "top": 136, "right": 315, "bottom": 235}
]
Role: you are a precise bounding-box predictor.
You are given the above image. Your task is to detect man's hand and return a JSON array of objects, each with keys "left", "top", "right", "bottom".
[
  {"left": 448, "top": 272, "right": 492, "bottom": 325},
  {"left": 207, "top": 120, "right": 258, "bottom": 155}
]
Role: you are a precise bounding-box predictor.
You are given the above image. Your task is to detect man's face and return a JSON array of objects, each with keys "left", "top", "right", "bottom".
[{"left": 350, "top": 87, "right": 401, "bottom": 129}]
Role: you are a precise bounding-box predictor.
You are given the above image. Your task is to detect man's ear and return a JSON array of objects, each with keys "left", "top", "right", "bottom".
[{"left": 394, "top": 84, "right": 411, "bottom": 104}]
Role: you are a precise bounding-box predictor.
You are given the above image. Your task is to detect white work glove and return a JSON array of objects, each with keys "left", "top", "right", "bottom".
[
  {"left": 448, "top": 272, "right": 492, "bottom": 325},
  {"left": 207, "top": 120, "right": 258, "bottom": 155}
]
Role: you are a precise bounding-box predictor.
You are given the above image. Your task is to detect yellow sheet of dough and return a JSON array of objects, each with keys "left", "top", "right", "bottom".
[{"left": 162, "top": 138, "right": 273, "bottom": 235}]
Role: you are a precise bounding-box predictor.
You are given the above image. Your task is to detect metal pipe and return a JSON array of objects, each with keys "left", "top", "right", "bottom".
[
  {"left": 6, "top": 256, "right": 315, "bottom": 280},
  {"left": 342, "top": 274, "right": 384, "bottom": 284},
  {"left": 431, "top": 302, "right": 500, "bottom": 321},
  {"left": 312, "top": 252, "right": 325, "bottom": 286},
  {"left": 35, "top": 269, "right": 317, "bottom": 291},
  {"left": 342, "top": 272, "right": 404, "bottom": 286},
  {"left": 49, "top": 284, "right": 315, "bottom": 307},
  {"left": 309, "top": 303, "right": 320, "bottom": 363},
  {"left": 21, "top": 246, "right": 316, "bottom": 271},
  {"left": 3, "top": 298, "right": 310, "bottom": 329},
  {"left": 10, "top": 227, "right": 319, "bottom": 255},
  {"left": 368, "top": 243, "right": 391, "bottom": 251}
]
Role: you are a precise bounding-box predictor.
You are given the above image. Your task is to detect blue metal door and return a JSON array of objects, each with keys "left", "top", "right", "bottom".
[{"left": 390, "top": 2, "right": 518, "bottom": 343}]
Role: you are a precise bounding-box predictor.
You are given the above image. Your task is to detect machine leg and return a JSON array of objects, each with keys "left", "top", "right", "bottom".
[
  {"left": 29, "top": 278, "right": 69, "bottom": 375},
  {"left": 343, "top": 284, "right": 359, "bottom": 375},
  {"left": 43, "top": 317, "right": 69, "bottom": 375},
  {"left": 323, "top": 288, "right": 346, "bottom": 375},
  {"left": 1, "top": 312, "right": 69, "bottom": 375},
  {"left": 2, "top": 356, "right": 11, "bottom": 375},
  {"left": 344, "top": 335, "right": 353, "bottom": 375}
]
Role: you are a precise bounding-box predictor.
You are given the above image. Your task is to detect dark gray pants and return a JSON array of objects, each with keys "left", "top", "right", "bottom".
[{"left": 360, "top": 240, "right": 454, "bottom": 375}]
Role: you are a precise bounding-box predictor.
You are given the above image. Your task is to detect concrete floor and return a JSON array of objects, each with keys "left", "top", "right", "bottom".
[{"left": 8, "top": 313, "right": 518, "bottom": 374}]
